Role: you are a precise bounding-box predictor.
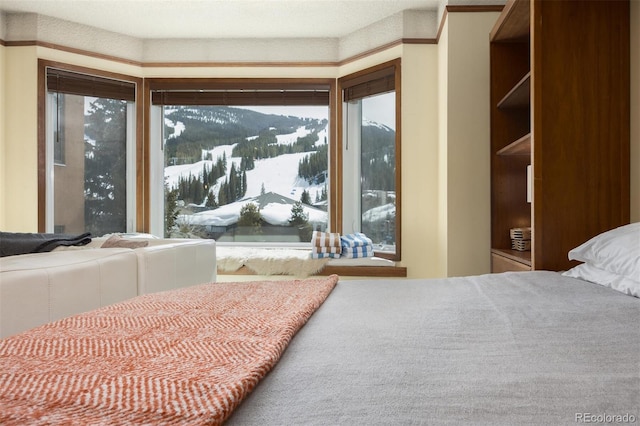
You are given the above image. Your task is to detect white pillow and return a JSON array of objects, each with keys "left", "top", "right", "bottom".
[
  {"left": 567, "top": 222, "right": 640, "bottom": 280},
  {"left": 562, "top": 262, "right": 640, "bottom": 298}
]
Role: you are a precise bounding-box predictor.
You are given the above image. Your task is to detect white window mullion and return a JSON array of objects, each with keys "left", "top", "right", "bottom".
[
  {"left": 149, "top": 105, "right": 165, "bottom": 237},
  {"left": 45, "top": 93, "right": 55, "bottom": 232},
  {"left": 342, "top": 100, "right": 362, "bottom": 235},
  {"left": 126, "top": 102, "right": 136, "bottom": 232}
]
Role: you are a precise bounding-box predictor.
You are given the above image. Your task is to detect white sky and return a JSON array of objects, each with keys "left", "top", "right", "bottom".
[{"left": 362, "top": 92, "right": 395, "bottom": 131}]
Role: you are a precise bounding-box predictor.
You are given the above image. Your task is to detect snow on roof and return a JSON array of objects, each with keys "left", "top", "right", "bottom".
[
  {"left": 180, "top": 192, "right": 327, "bottom": 228},
  {"left": 362, "top": 203, "right": 396, "bottom": 222}
]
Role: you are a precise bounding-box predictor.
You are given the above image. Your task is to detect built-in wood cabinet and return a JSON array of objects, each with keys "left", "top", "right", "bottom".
[{"left": 490, "top": 0, "right": 630, "bottom": 272}]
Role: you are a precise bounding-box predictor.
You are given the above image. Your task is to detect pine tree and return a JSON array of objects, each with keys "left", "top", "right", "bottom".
[
  {"left": 164, "top": 182, "right": 179, "bottom": 237},
  {"left": 237, "top": 202, "right": 262, "bottom": 234},
  {"left": 300, "top": 189, "right": 311, "bottom": 205},
  {"left": 205, "top": 192, "right": 217, "bottom": 209},
  {"left": 241, "top": 171, "right": 247, "bottom": 198},
  {"left": 228, "top": 163, "right": 238, "bottom": 201},
  {"left": 218, "top": 179, "right": 228, "bottom": 206},
  {"left": 289, "top": 201, "right": 308, "bottom": 226},
  {"left": 289, "top": 201, "right": 312, "bottom": 242}
]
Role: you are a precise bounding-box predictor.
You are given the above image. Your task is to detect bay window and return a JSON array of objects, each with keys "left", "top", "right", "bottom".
[{"left": 37, "top": 61, "right": 400, "bottom": 263}]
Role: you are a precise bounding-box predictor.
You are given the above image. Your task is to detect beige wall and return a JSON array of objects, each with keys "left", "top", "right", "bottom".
[
  {"left": 399, "top": 44, "right": 442, "bottom": 278},
  {"left": 437, "top": 11, "right": 499, "bottom": 277},
  {"left": 632, "top": 0, "right": 639, "bottom": 222},
  {"left": 437, "top": 15, "right": 450, "bottom": 279},
  {"left": 3, "top": 46, "right": 38, "bottom": 231}
]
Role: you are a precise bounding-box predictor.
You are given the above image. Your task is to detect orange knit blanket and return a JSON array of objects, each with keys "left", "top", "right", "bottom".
[{"left": 0, "top": 275, "right": 339, "bottom": 425}]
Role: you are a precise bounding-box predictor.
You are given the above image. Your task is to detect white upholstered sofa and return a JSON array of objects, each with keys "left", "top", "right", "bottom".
[{"left": 0, "top": 237, "right": 216, "bottom": 339}]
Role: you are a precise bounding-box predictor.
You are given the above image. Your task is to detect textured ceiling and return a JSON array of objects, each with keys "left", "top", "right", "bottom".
[{"left": 0, "top": 0, "right": 447, "bottom": 39}]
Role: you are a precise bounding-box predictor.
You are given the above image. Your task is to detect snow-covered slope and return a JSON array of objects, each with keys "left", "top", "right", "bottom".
[
  {"left": 165, "top": 124, "right": 328, "bottom": 227},
  {"left": 164, "top": 126, "right": 327, "bottom": 204}
]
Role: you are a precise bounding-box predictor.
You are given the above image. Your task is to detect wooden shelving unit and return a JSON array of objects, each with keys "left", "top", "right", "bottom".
[{"left": 489, "top": 0, "right": 630, "bottom": 272}]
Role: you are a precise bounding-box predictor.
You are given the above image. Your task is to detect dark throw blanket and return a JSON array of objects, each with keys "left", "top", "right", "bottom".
[{"left": 0, "top": 232, "right": 92, "bottom": 257}]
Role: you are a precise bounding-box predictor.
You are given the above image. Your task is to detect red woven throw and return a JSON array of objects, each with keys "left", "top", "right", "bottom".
[{"left": 0, "top": 275, "right": 339, "bottom": 425}]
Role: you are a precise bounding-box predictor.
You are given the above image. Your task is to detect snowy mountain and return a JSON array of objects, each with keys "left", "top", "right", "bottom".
[{"left": 164, "top": 126, "right": 328, "bottom": 203}]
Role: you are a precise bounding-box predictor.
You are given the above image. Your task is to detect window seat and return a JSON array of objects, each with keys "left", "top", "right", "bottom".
[{"left": 216, "top": 246, "right": 406, "bottom": 277}]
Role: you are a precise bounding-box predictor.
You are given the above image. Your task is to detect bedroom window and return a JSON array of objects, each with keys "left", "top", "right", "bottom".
[
  {"left": 339, "top": 59, "right": 401, "bottom": 260},
  {"left": 43, "top": 66, "right": 138, "bottom": 236},
  {"left": 147, "top": 80, "right": 333, "bottom": 244}
]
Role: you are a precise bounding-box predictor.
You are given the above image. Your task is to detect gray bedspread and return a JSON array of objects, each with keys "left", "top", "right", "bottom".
[{"left": 227, "top": 271, "right": 640, "bottom": 425}]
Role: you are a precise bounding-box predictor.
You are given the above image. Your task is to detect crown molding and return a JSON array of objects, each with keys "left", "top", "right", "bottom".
[
  {"left": 1, "top": 38, "right": 431, "bottom": 68},
  {"left": 3, "top": 39, "right": 143, "bottom": 66}
]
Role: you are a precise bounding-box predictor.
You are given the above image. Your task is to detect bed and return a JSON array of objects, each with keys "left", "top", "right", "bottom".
[
  {"left": 1, "top": 224, "right": 638, "bottom": 425},
  {"left": 228, "top": 271, "right": 639, "bottom": 425}
]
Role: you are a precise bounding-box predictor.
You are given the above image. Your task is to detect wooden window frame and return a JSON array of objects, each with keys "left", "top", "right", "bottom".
[
  {"left": 143, "top": 77, "right": 336, "bottom": 236},
  {"left": 37, "top": 59, "right": 143, "bottom": 232},
  {"left": 337, "top": 58, "right": 402, "bottom": 261}
]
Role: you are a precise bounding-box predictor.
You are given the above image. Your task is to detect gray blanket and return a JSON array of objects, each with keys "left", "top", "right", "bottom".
[
  {"left": 227, "top": 271, "right": 640, "bottom": 425},
  {"left": 0, "top": 232, "right": 92, "bottom": 257}
]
